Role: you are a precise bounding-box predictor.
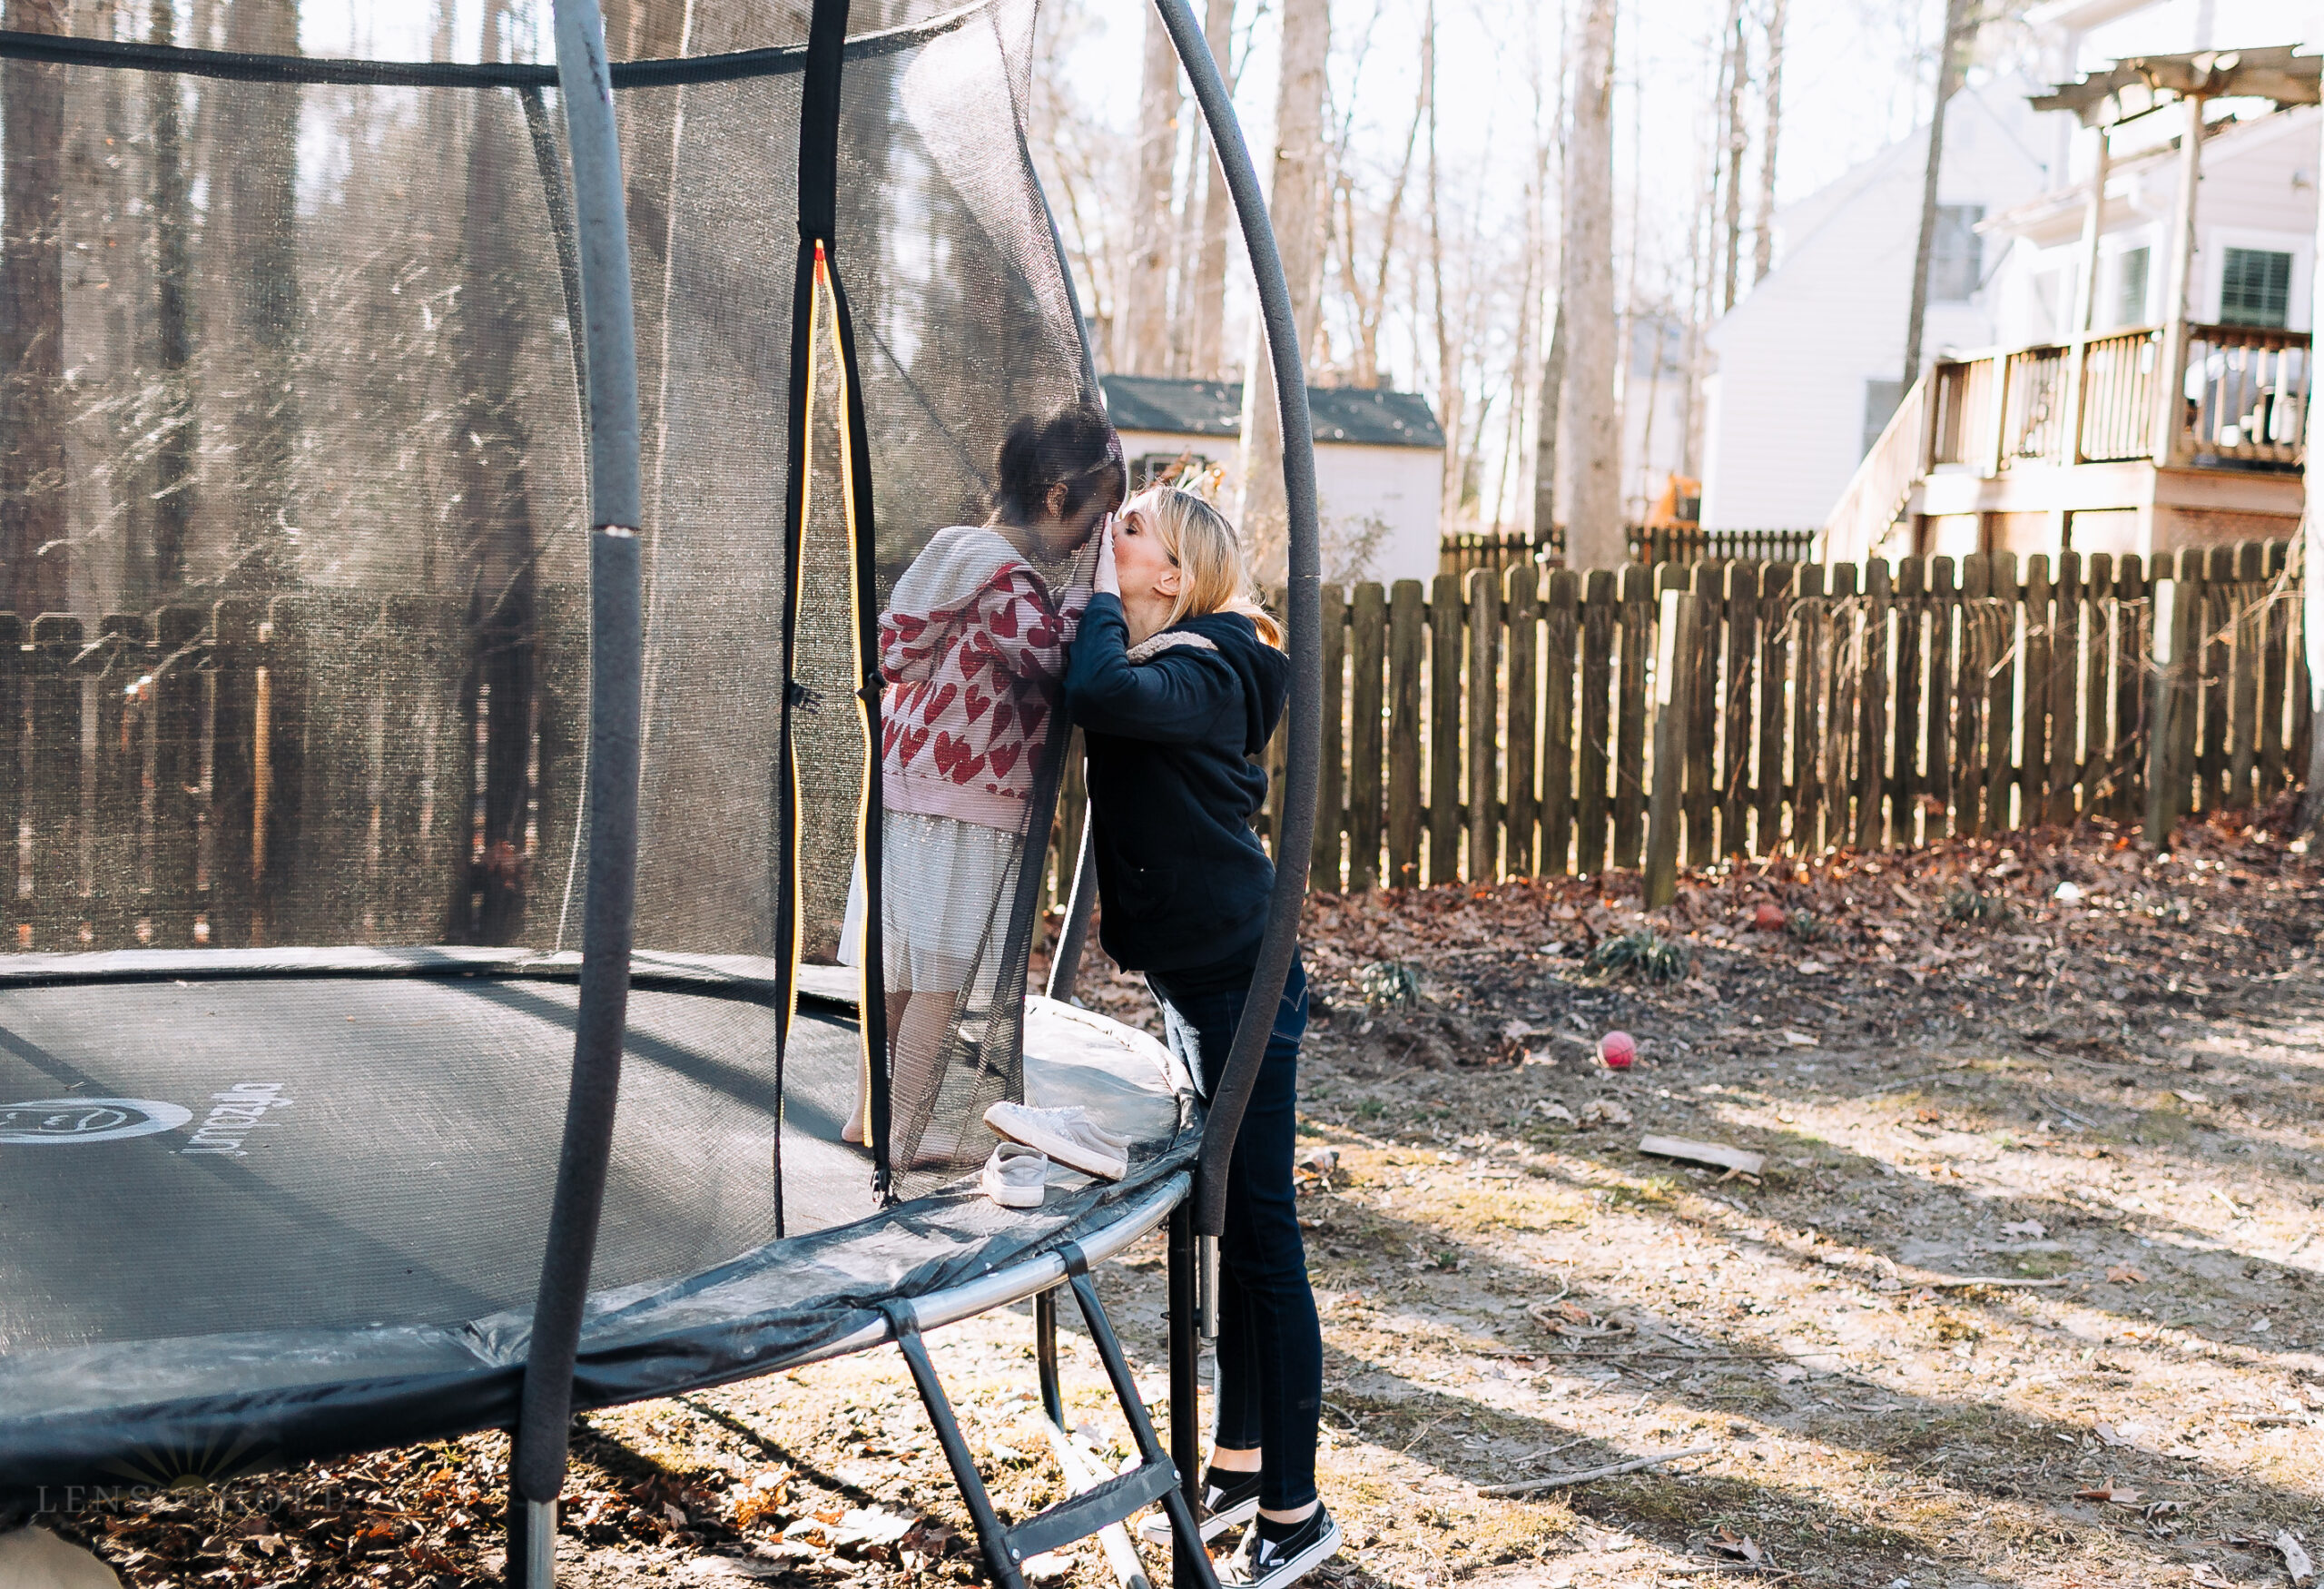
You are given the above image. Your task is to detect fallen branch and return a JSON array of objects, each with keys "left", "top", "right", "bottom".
[
  {"left": 1922, "top": 1275, "right": 2071, "bottom": 1288},
  {"left": 1478, "top": 1444, "right": 1715, "bottom": 1497},
  {"left": 1640, "top": 1134, "right": 1767, "bottom": 1177}
]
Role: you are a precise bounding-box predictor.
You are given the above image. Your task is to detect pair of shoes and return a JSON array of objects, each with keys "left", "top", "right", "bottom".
[
  {"left": 1221, "top": 1505, "right": 1342, "bottom": 1588},
  {"left": 1136, "top": 1466, "right": 1261, "bottom": 1546},
  {"left": 979, "top": 1141, "right": 1049, "bottom": 1209},
  {"left": 982, "top": 1101, "right": 1128, "bottom": 1181}
]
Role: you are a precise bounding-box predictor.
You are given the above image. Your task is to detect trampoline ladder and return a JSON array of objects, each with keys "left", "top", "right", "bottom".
[{"left": 880, "top": 1239, "right": 1220, "bottom": 1589}]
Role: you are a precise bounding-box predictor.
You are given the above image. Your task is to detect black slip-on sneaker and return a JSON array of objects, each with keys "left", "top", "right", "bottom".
[
  {"left": 1137, "top": 1467, "right": 1263, "bottom": 1545},
  {"left": 1223, "top": 1505, "right": 1342, "bottom": 1587}
]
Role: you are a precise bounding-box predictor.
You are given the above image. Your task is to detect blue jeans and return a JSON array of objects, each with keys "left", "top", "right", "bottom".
[{"left": 1146, "top": 948, "right": 1319, "bottom": 1514}]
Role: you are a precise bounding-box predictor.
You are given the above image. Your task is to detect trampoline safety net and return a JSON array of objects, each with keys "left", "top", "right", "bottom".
[{"left": 0, "top": 0, "right": 1103, "bottom": 1365}]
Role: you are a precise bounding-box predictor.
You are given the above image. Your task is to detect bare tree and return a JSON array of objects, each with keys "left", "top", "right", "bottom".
[
  {"left": 1423, "top": 3, "right": 1463, "bottom": 526},
  {"left": 1751, "top": 0, "right": 1786, "bottom": 285},
  {"left": 1121, "top": 4, "right": 1183, "bottom": 373},
  {"left": 2299, "top": 102, "right": 2324, "bottom": 839},
  {"left": 1185, "top": 0, "right": 1238, "bottom": 379},
  {"left": 1717, "top": 0, "right": 1746, "bottom": 314},
  {"left": 2, "top": 0, "right": 70, "bottom": 615},
  {"left": 1236, "top": 0, "right": 1328, "bottom": 585},
  {"left": 1531, "top": 0, "right": 1567, "bottom": 544},
  {"left": 1561, "top": 0, "right": 1621, "bottom": 569},
  {"left": 145, "top": 0, "right": 195, "bottom": 594},
  {"left": 1904, "top": 0, "right": 1974, "bottom": 388},
  {"left": 212, "top": 0, "right": 300, "bottom": 587}
]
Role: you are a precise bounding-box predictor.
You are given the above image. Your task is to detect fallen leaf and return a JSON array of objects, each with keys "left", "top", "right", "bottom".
[
  {"left": 1536, "top": 1100, "right": 1578, "bottom": 1125},
  {"left": 1999, "top": 1219, "right": 2047, "bottom": 1239},
  {"left": 2174, "top": 1089, "right": 2210, "bottom": 1104},
  {"left": 2073, "top": 1484, "right": 2144, "bottom": 1505},
  {"left": 2105, "top": 1265, "right": 2148, "bottom": 1284},
  {"left": 1781, "top": 1029, "right": 1820, "bottom": 1047},
  {"left": 1022, "top": 1549, "right": 1078, "bottom": 1581},
  {"left": 1577, "top": 1099, "right": 1631, "bottom": 1129},
  {"left": 1708, "top": 1526, "right": 1766, "bottom": 1564},
  {"left": 2277, "top": 1531, "right": 2314, "bottom": 1584}
]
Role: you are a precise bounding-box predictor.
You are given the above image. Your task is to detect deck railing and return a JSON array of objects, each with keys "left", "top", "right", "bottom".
[{"left": 2187, "top": 324, "right": 2309, "bottom": 468}]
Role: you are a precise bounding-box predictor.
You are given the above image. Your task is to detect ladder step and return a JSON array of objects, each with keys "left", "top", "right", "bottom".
[{"left": 1009, "top": 1456, "right": 1177, "bottom": 1564}]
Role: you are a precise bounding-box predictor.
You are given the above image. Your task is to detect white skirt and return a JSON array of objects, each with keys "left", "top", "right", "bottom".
[{"left": 839, "top": 811, "right": 1023, "bottom": 991}]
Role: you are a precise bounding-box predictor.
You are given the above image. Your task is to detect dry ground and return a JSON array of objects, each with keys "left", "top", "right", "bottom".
[{"left": 32, "top": 808, "right": 2324, "bottom": 1589}]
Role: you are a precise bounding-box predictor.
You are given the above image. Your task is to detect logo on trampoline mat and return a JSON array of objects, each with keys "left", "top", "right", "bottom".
[{"left": 0, "top": 1098, "right": 194, "bottom": 1144}]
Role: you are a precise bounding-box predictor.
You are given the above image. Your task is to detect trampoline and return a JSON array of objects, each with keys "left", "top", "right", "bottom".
[{"left": 0, "top": 2, "right": 1322, "bottom": 1585}]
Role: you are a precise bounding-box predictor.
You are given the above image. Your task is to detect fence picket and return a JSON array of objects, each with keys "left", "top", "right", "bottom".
[
  {"left": 1542, "top": 569, "right": 1578, "bottom": 873},
  {"left": 1429, "top": 572, "right": 1462, "bottom": 885},
  {"left": 0, "top": 615, "right": 19, "bottom": 946},
  {"left": 1613, "top": 566, "right": 1651, "bottom": 867},
  {"left": 1386, "top": 580, "right": 1423, "bottom": 887},
  {"left": 1985, "top": 553, "right": 2019, "bottom": 834},
  {"left": 26, "top": 616, "right": 84, "bottom": 950},
  {"left": 1753, "top": 562, "right": 1790, "bottom": 854},
  {"left": 1790, "top": 563, "right": 1826, "bottom": 850},
  {"left": 1466, "top": 569, "right": 1502, "bottom": 882},
  {"left": 1719, "top": 560, "right": 1756, "bottom": 856},
  {"left": 1857, "top": 558, "right": 1891, "bottom": 851},
  {"left": 1314, "top": 583, "right": 1346, "bottom": 891},
  {"left": 1349, "top": 583, "right": 1385, "bottom": 891},
  {"left": 1504, "top": 565, "right": 1539, "bottom": 879},
  {"left": 1577, "top": 571, "right": 1614, "bottom": 876},
  {"left": 2260, "top": 542, "right": 2290, "bottom": 800}
]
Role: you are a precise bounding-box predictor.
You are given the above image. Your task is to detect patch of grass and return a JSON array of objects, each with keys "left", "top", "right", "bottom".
[
  {"left": 1786, "top": 909, "right": 1832, "bottom": 943},
  {"left": 1587, "top": 929, "right": 1690, "bottom": 982},
  {"left": 1354, "top": 1096, "right": 1391, "bottom": 1120}
]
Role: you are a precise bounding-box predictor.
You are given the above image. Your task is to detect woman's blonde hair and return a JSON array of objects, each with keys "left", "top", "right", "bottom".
[{"left": 1136, "top": 486, "right": 1285, "bottom": 648}]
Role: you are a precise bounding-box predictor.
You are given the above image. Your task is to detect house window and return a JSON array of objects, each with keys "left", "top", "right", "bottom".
[
  {"left": 2111, "top": 246, "right": 2150, "bottom": 329},
  {"left": 1926, "top": 204, "right": 1984, "bottom": 302},
  {"left": 1863, "top": 379, "right": 1905, "bottom": 457},
  {"left": 2219, "top": 247, "right": 2292, "bottom": 328},
  {"left": 1131, "top": 450, "right": 1213, "bottom": 489}
]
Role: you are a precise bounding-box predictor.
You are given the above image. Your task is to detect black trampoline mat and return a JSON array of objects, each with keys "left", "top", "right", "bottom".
[{"left": 0, "top": 965, "right": 1181, "bottom": 1356}]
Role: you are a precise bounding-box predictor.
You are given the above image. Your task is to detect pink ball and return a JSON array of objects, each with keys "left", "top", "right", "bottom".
[{"left": 1600, "top": 1031, "right": 1636, "bottom": 1069}]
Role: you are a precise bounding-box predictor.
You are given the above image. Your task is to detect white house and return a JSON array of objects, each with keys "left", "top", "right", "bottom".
[
  {"left": 1099, "top": 375, "right": 1447, "bottom": 586},
  {"left": 1699, "top": 77, "right": 2055, "bottom": 533}
]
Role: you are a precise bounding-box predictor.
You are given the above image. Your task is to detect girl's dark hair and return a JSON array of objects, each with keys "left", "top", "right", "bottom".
[{"left": 992, "top": 399, "right": 1126, "bottom": 525}]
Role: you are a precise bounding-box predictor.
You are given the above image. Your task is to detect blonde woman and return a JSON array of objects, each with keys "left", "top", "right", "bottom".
[{"left": 1058, "top": 487, "right": 1337, "bottom": 1584}]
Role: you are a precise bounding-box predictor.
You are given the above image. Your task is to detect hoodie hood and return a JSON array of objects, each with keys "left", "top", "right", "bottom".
[{"left": 1169, "top": 610, "right": 1288, "bottom": 758}]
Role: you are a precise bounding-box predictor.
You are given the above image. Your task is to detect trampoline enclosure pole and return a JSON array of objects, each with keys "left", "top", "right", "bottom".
[
  {"left": 1151, "top": 0, "right": 1323, "bottom": 1240},
  {"left": 514, "top": 0, "right": 646, "bottom": 1574}
]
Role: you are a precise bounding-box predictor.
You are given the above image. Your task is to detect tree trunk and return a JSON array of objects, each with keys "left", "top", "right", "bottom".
[
  {"left": 1122, "top": 4, "right": 1183, "bottom": 375},
  {"left": 1423, "top": 3, "right": 1463, "bottom": 531},
  {"left": 1719, "top": 0, "right": 1747, "bottom": 314},
  {"left": 1533, "top": 301, "right": 1564, "bottom": 543},
  {"left": 1752, "top": 0, "right": 1786, "bottom": 286},
  {"left": 1187, "top": 0, "right": 1237, "bottom": 380},
  {"left": 1235, "top": 0, "right": 1327, "bottom": 586},
  {"left": 216, "top": 0, "right": 300, "bottom": 587},
  {"left": 1904, "top": 0, "right": 1973, "bottom": 389},
  {"left": 2, "top": 0, "right": 71, "bottom": 617},
  {"left": 147, "top": 0, "right": 195, "bottom": 595},
  {"left": 2298, "top": 102, "right": 2324, "bottom": 840},
  {"left": 1561, "top": 0, "right": 1621, "bottom": 570}
]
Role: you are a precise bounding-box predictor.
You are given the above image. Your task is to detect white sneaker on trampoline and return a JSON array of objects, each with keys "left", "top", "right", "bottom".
[
  {"left": 980, "top": 1141, "right": 1049, "bottom": 1209},
  {"left": 983, "top": 1102, "right": 1129, "bottom": 1182}
]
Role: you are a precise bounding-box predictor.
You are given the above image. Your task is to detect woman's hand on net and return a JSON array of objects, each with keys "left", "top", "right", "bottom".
[{"left": 1093, "top": 517, "right": 1120, "bottom": 597}]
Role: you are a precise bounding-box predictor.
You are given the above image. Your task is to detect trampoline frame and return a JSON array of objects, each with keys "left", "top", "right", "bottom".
[{"left": 0, "top": 1, "right": 1320, "bottom": 1583}]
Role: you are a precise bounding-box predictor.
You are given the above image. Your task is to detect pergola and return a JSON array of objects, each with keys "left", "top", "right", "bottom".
[{"left": 2027, "top": 48, "right": 2321, "bottom": 466}]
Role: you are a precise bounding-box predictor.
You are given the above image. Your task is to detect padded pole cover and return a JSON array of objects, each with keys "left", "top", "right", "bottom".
[
  {"left": 514, "top": 0, "right": 647, "bottom": 1512},
  {"left": 1152, "top": 0, "right": 1322, "bottom": 1239}
]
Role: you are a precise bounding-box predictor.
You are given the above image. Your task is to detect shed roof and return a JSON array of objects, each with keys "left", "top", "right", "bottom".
[{"left": 1101, "top": 374, "right": 1444, "bottom": 449}]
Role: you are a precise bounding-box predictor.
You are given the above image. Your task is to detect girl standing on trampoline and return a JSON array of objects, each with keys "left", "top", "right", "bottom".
[
  {"left": 1051, "top": 486, "right": 1339, "bottom": 1586},
  {"left": 841, "top": 400, "right": 1123, "bottom": 1167}
]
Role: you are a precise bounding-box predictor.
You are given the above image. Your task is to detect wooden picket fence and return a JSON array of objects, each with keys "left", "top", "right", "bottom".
[
  {"left": 1051, "top": 538, "right": 2308, "bottom": 900},
  {"left": 6, "top": 543, "right": 2309, "bottom": 957}
]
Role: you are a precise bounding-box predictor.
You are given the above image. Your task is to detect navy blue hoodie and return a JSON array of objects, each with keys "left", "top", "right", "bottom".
[{"left": 1062, "top": 592, "right": 1289, "bottom": 972}]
